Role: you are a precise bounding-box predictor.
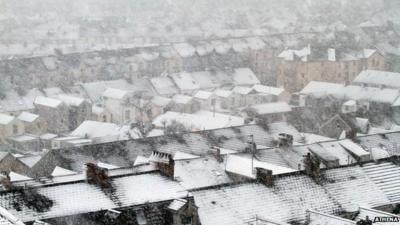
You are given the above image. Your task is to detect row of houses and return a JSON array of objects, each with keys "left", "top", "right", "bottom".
[
  {"left": 0, "top": 123, "right": 399, "bottom": 224},
  {"left": 277, "top": 46, "right": 387, "bottom": 92}
]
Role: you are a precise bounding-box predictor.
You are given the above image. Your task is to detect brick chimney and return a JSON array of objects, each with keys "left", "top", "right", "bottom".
[
  {"left": 303, "top": 153, "right": 321, "bottom": 183},
  {"left": 85, "top": 162, "right": 111, "bottom": 187},
  {"left": 150, "top": 151, "right": 175, "bottom": 178},
  {"left": 255, "top": 167, "right": 273, "bottom": 187},
  {"left": 0, "top": 173, "right": 12, "bottom": 191}
]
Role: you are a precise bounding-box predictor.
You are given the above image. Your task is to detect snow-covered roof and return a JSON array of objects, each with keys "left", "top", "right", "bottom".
[
  {"left": 152, "top": 111, "right": 244, "bottom": 131},
  {"left": 0, "top": 172, "right": 188, "bottom": 222},
  {"left": 80, "top": 79, "right": 141, "bottom": 103},
  {"left": 101, "top": 88, "right": 128, "bottom": 99},
  {"left": 70, "top": 120, "right": 125, "bottom": 139},
  {"left": 249, "top": 102, "right": 292, "bottom": 115},
  {"left": 97, "top": 161, "right": 120, "bottom": 169},
  {"left": 9, "top": 172, "right": 31, "bottom": 182},
  {"left": 190, "top": 71, "right": 227, "bottom": 89},
  {"left": 151, "top": 96, "right": 172, "bottom": 107},
  {"left": 214, "top": 89, "right": 233, "bottom": 98},
  {"left": 173, "top": 151, "right": 200, "bottom": 160},
  {"left": 252, "top": 84, "right": 285, "bottom": 96},
  {"left": 232, "top": 86, "right": 253, "bottom": 95},
  {"left": 40, "top": 133, "right": 58, "bottom": 140},
  {"left": 51, "top": 166, "right": 77, "bottom": 177},
  {"left": 300, "top": 81, "right": 346, "bottom": 98},
  {"left": 57, "top": 94, "right": 85, "bottom": 106},
  {"left": 150, "top": 76, "right": 179, "bottom": 96},
  {"left": 169, "top": 72, "right": 200, "bottom": 92},
  {"left": 174, "top": 156, "right": 232, "bottom": 190},
  {"left": 225, "top": 154, "right": 296, "bottom": 179},
  {"left": 0, "top": 114, "right": 15, "bottom": 125},
  {"left": 173, "top": 43, "right": 196, "bottom": 58},
  {"left": 34, "top": 96, "right": 63, "bottom": 108},
  {"left": 0, "top": 89, "right": 43, "bottom": 113},
  {"left": 172, "top": 94, "right": 193, "bottom": 104},
  {"left": 17, "top": 112, "right": 39, "bottom": 123},
  {"left": 353, "top": 70, "right": 400, "bottom": 89},
  {"left": 168, "top": 199, "right": 187, "bottom": 211},
  {"left": 278, "top": 45, "right": 311, "bottom": 61},
  {"left": 232, "top": 68, "right": 260, "bottom": 86},
  {"left": 194, "top": 90, "right": 214, "bottom": 100},
  {"left": 91, "top": 105, "right": 106, "bottom": 115},
  {"left": 139, "top": 50, "right": 159, "bottom": 61}
]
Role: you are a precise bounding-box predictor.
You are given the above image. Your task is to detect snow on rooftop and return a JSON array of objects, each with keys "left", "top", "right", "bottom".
[
  {"left": 173, "top": 43, "right": 196, "bottom": 58},
  {"left": 168, "top": 199, "right": 187, "bottom": 211},
  {"left": 252, "top": 84, "right": 285, "bottom": 96},
  {"left": 338, "top": 139, "right": 370, "bottom": 158},
  {"left": 9, "top": 172, "right": 31, "bottom": 182},
  {"left": 101, "top": 88, "right": 128, "bottom": 99},
  {"left": 0, "top": 113, "right": 15, "bottom": 125},
  {"left": 170, "top": 72, "right": 200, "bottom": 91},
  {"left": 174, "top": 157, "right": 232, "bottom": 190},
  {"left": 17, "top": 112, "right": 39, "bottom": 123},
  {"left": 232, "top": 68, "right": 260, "bottom": 86},
  {"left": 40, "top": 133, "right": 58, "bottom": 140},
  {"left": 70, "top": 120, "right": 125, "bottom": 140},
  {"left": 150, "top": 76, "right": 179, "bottom": 96},
  {"left": 34, "top": 96, "right": 62, "bottom": 108},
  {"left": 152, "top": 111, "right": 244, "bottom": 131},
  {"left": 249, "top": 102, "right": 291, "bottom": 115},
  {"left": 354, "top": 70, "right": 400, "bottom": 89},
  {"left": 97, "top": 162, "right": 120, "bottom": 169},
  {"left": 173, "top": 151, "right": 200, "bottom": 160},
  {"left": 300, "top": 81, "right": 346, "bottom": 98},
  {"left": 57, "top": 94, "right": 85, "bottom": 106},
  {"left": 134, "top": 156, "right": 150, "bottom": 166},
  {"left": 225, "top": 154, "right": 296, "bottom": 179},
  {"left": 51, "top": 166, "right": 78, "bottom": 177},
  {"left": 229, "top": 39, "right": 249, "bottom": 53},
  {"left": 194, "top": 90, "right": 213, "bottom": 100},
  {"left": 232, "top": 86, "right": 253, "bottom": 95}
]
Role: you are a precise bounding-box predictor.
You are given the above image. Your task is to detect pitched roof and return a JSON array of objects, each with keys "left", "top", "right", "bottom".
[
  {"left": 232, "top": 68, "right": 260, "bottom": 86},
  {"left": 150, "top": 76, "right": 179, "bottom": 96},
  {"left": 101, "top": 88, "right": 128, "bottom": 99},
  {"left": 0, "top": 172, "right": 188, "bottom": 222},
  {"left": 34, "top": 96, "right": 62, "bottom": 108},
  {"left": 252, "top": 84, "right": 285, "bottom": 96},
  {"left": 353, "top": 70, "right": 400, "bottom": 89},
  {"left": 249, "top": 102, "right": 292, "bottom": 115},
  {"left": 0, "top": 114, "right": 15, "bottom": 125},
  {"left": 17, "top": 112, "right": 39, "bottom": 123},
  {"left": 169, "top": 72, "right": 200, "bottom": 92}
]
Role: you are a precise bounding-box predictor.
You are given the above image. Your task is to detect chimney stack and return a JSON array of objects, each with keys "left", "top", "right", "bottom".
[
  {"left": 0, "top": 172, "right": 12, "bottom": 191},
  {"left": 85, "top": 163, "right": 111, "bottom": 187},
  {"left": 255, "top": 167, "right": 274, "bottom": 187},
  {"left": 278, "top": 133, "right": 293, "bottom": 147},
  {"left": 150, "top": 151, "right": 175, "bottom": 178},
  {"left": 303, "top": 153, "right": 321, "bottom": 183}
]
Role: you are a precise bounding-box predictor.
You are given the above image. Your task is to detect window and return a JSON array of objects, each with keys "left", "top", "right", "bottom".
[
  {"left": 181, "top": 216, "right": 193, "bottom": 225},
  {"left": 102, "top": 115, "right": 107, "bottom": 122},
  {"left": 12, "top": 124, "right": 18, "bottom": 134}
]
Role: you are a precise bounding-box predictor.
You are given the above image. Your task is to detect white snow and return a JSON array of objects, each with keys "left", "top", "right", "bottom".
[
  {"left": 9, "top": 172, "right": 31, "bottom": 182},
  {"left": 172, "top": 94, "right": 193, "bottom": 104},
  {"left": 173, "top": 151, "right": 200, "bottom": 160},
  {"left": 249, "top": 102, "right": 291, "bottom": 115},
  {"left": 34, "top": 96, "right": 62, "bottom": 108},
  {"left": 102, "top": 88, "right": 128, "bottom": 99},
  {"left": 52, "top": 166, "right": 78, "bottom": 177},
  {"left": 57, "top": 94, "right": 85, "bottom": 106},
  {"left": 17, "top": 112, "right": 39, "bottom": 123},
  {"left": 225, "top": 154, "right": 296, "bottom": 179},
  {"left": 252, "top": 84, "right": 284, "bottom": 96},
  {"left": 0, "top": 114, "right": 15, "bottom": 125},
  {"left": 170, "top": 72, "right": 200, "bottom": 92},
  {"left": 354, "top": 70, "right": 400, "bottom": 89},
  {"left": 232, "top": 68, "right": 260, "bottom": 86},
  {"left": 214, "top": 89, "right": 233, "bottom": 98},
  {"left": 194, "top": 90, "right": 213, "bottom": 100},
  {"left": 134, "top": 156, "right": 150, "bottom": 166},
  {"left": 97, "top": 162, "right": 120, "bottom": 169},
  {"left": 153, "top": 111, "right": 244, "bottom": 131},
  {"left": 151, "top": 96, "right": 172, "bottom": 107}
]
